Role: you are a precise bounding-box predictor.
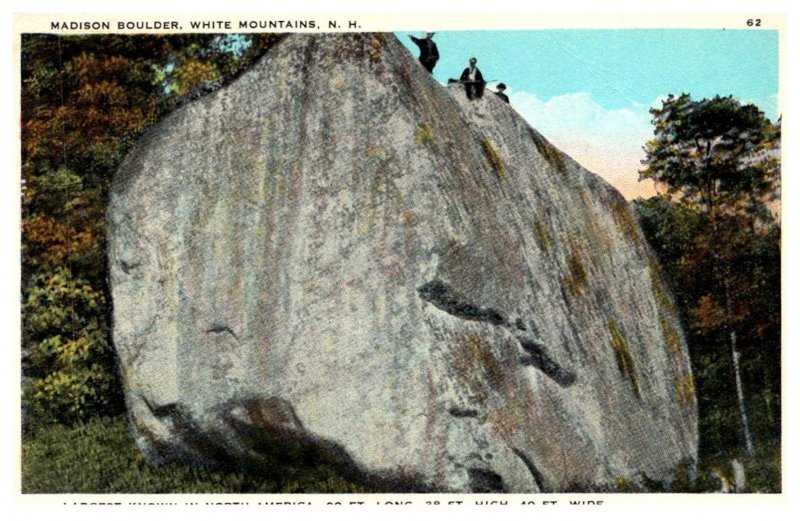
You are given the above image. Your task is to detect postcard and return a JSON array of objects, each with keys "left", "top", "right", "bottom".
[{"left": 10, "top": 8, "right": 789, "bottom": 513}]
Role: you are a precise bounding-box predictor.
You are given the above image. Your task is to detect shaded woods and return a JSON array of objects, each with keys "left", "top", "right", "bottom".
[
  {"left": 634, "top": 94, "right": 780, "bottom": 491},
  {"left": 21, "top": 33, "right": 282, "bottom": 429}
]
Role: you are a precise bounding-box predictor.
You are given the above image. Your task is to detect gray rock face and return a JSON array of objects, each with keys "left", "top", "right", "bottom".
[{"left": 108, "top": 33, "right": 697, "bottom": 492}]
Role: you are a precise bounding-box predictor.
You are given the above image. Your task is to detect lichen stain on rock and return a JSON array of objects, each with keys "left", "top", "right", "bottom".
[
  {"left": 608, "top": 318, "right": 641, "bottom": 398},
  {"left": 414, "top": 124, "right": 435, "bottom": 146},
  {"left": 450, "top": 332, "right": 504, "bottom": 404},
  {"left": 468, "top": 332, "right": 504, "bottom": 386},
  {"left": 399, "top": 211, "right": 414, "bottom": 225},
  {"left": 610, "top": 197, "right": 641, "bottom": 240},
  {"left": 647, "top": 255, "right": 679, "bottom": 314},
  {"left": 659, "top": 316, "right": 683, "bottom": 356},
  {"left": 528, "top": 128, "right": 567, "bottom": 175},
  {"left": 580, "top": 188, "right": 595, "bottom": 212},
  {"left": 333, "top": 32, "right": 388, "bottom": 68},
  {"left": 481, "top": 140, "right": 506, "bottom": 179},
  {"left": 564, "top": 252, "right": 588, "bottom": 297},
  {"left": 674, "top": 374, "right": 696, "bottom": 410},
  {"left": 533, "top": 221, "right": 552, "bottom": 254}
]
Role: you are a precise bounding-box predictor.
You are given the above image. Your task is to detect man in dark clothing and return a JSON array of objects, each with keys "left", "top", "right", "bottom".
[
  {"left": 409, "top": 32, "right": 439, "bottom": 73},
  {"left": 460, "top": 57, "right": 485, "bottom": 100},
  {"left": 495, "top": 83, "right": 510, "bottom": 103}
]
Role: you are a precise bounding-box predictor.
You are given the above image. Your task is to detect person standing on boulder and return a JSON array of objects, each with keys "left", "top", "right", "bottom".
[
  {"left": 460, "top": 57, "right": 485, "bottom": 100},
  {"left": 409, "top": 32, "right": 439, "bottom": 73}
]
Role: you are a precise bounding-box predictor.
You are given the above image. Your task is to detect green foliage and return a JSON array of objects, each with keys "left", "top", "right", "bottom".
[
  {"left": 22, "top": 266, "right": 121, "bottom": 428},
  {"left": 643, "top": 441, "right": 780, "bottom": 493},
  {"left": 635, "top": 94, "right": 779, "bottom": 489},
  {"left": 634, "top": 196, "right": 703, "bottom": 281},
  {"left": 740, "top": 441, "right": 781, "bottom": 492},
  {"left": 635, "top": 198, "right": 780, "bottom": 455},
  {"left": 634, "top": 94, "right": 780, "bottom": 479},
  {"left": 639, "top": 93, "right": 779, "bottom": 215},
  {"left": 635, "top": 198, "right": 780, "bottom": 453},
  {"left": 22, "top": 416, "right": 366, "bottom": 493},
  {"left": 21, "top": 33, "right": 282, "bottom": 429}
]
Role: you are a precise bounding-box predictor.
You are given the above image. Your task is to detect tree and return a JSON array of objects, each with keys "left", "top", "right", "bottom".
[
  {"left": 639, "top": 94, "right": 780, "bottom": 456},
  {"left": 21, "top": 33, "right": 282, "bottom": 430},
  {"left": 640, "top": 94, "right": 779, "bottom": 217}
]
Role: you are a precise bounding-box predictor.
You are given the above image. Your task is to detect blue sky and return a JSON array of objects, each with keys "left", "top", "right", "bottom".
[{"left": 399, "top": 30, "right": 779, "bottom": 198}]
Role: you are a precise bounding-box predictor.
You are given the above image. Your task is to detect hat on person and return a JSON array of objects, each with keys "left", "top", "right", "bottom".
[{"left": 497, "top": 83, "right": 507, "bottom": 90}]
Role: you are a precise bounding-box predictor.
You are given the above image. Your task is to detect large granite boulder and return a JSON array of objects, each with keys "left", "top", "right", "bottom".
[{"left": 108, "top": 33, "right": 697, "bottom": 492}]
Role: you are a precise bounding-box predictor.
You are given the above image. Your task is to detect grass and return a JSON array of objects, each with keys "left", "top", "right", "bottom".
[
  {"left": 615, "top": 441, "right": 781, "bottom": 493},
  {"left": 21, "top": 416, "right": 780, "bottom": 494},
  {"left": 21, "top": 415, "right": 366, "bottom": 493},
  {"left": 698, "top": 441, "right": 781, "bottom": 493}
]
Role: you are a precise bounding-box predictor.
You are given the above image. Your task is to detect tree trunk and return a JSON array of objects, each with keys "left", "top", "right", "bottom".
[
  {"left": 711, "top": 197, "right": 755, "bottom": 456},
  {"left": 724, "top": 278, "right": 755, "bottom": 456},
  {"left": 730, "top": 332, "right": 754, "bottom": 455},
  {"left": 763, "top": 362, "right": 775, "bottom": 425}
]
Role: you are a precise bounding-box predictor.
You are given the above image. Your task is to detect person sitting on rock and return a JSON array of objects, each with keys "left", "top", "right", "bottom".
[
  {"left": 408, "top": 32, "right": 439, "bottom": 73},
  {"left": 495, "top": 83, "right": 510, "bottom": 103},
  {"left": 460, "top": 57, "right": 485, "bottom": 100}
]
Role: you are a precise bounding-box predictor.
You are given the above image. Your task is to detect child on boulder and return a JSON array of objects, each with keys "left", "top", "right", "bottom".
[{"left": 495, "top": 83, "right": 509, "bottom": 103}]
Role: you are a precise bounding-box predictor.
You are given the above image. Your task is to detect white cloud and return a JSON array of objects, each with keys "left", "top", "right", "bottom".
[
  {"left": 766, "top": 93, "right": 780, "bottom": 121},
  {"left": 507, "top": 89, "right": 659, "bottom": 199}
]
